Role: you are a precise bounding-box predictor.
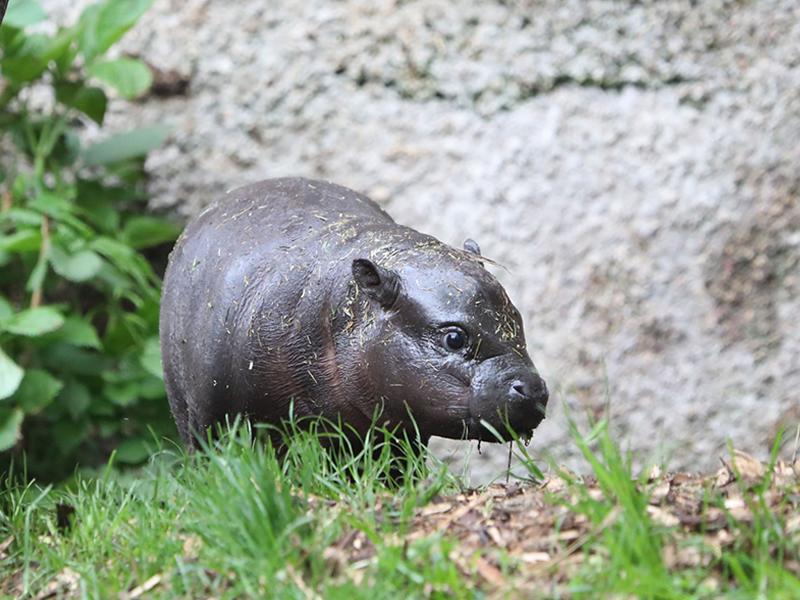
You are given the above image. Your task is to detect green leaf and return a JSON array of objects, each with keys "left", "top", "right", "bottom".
[
  {"left": 52, "top": 28, "right": 80, "bottom": 74},
  {"left": 115, "top": 437, "right": 150, "bottom": 464},
  {"left": 103, "top": 380, "right": 139, "bottom": 407},
  {"left": 55, "top": 82, "right": 108, "bottom": 125},
  {"left": 50, "top": 246, "right": 104, "bottom": 282},
  {"left": 79, "top": 0, "right": 153, "bottom": 62},
  {"left": 44, "top": 316, "right": 101, "bottom": 349},
  {"left": 82, "top": 125, "right": 170, "bottom": 166},
  {"left": 139, "top": 376, "right": 166, "bottom": 400},
  {"left": 59, "top": 380, "right": 91, "bottom": 419},
  {"left": 122, "top": 216, "right": 180, "bottom": 249},
  {"left": 5, "top": 208, "right": 43, "bottom": 228},
  {"left": 50, "top": 128, "right": 81, "bottom": 167},
  {"left": 89, "top": 394, "right": 114, "bottom": 416},
  {"left": 42, "top": 27, "right": 78, "bottom": 64},
  {"left": 90, "top": 236, "right": 136, "bottom": 263},
  {"left": 99, "top": 419, "right": 119, "bottom": 437},
  {"left": 1, "top": 306, "right": 64, "bottom": 336},
  {"left": 76, "top": 196, "right": 119, "bottom": 232},
  {"left": 30, "top": 191, "right": 74, "bottom": 217},
  {"left": 75, "top": 180, "right": 142, "bottom": 232},
  {"left": 0, "top": 408, "right": 24, "bottom": 451},
  {"left": 29, "top": 193, "right": 93, "bottom": 238},
  {"left": 0, "top": 229, "right": 41, "bottom": 253},
  {"left": 41, "top": 344, "right": 106, "bottom": 377},
  {"left": 52, "top": 419, "right": 88, "bottom": 453},
  {"left": 1, "top": 32, "right": 49, "bottom": 82},
  {"left": 0, "top": 297, "right": 12, "bottom": 320},
  {"left": 12, "top": 369, "right": 63, "bottom": 413},
  {"left": 25, "top": 255, "right": 48, "bottom": 294},
  {"left": 88, "top": 57, "right": 152, "bottom": 99},
  {"left": 76, "top": 3, "right": 102, "bottom": 56},
  {"left": 76, "top": 178, "right": 137, "bottom": 201},
  {"left": 2, "top": 0, "right": 46, "bottom": 29},
  {"left": 140, "top": 336, "right": 163, "bottom": 379},
  {"left": 0, "top": 347, "right": 24, "bottom": 400}
]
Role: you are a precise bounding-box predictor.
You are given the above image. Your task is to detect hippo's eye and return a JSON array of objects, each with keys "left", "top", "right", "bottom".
[{"left": 442, "top": 328, "right": 468, "bottom": 352}]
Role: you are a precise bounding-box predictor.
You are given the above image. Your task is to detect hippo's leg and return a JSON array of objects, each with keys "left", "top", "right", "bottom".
[
  {"left": 164, "top": 381, "right": 189, "bottom": 448},
  {"left": 162, "top": 353, "right": 202, "bottom": 450}
]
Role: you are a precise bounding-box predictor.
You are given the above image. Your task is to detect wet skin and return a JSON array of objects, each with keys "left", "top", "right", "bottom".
[{"left": 160, "top": 177, "right": 548, "bottom": 449}]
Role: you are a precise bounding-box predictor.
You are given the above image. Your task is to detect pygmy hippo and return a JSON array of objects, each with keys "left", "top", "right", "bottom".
[{"left": 160, "top": 178, "right": 548, "bottom": 449}]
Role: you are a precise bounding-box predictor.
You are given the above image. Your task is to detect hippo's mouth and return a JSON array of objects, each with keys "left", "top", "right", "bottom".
[{"left": 464, "top": 412, "right": 543, "bottom": 443}]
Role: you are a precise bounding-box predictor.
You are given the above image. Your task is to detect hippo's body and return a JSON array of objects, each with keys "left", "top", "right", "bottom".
[{"left": 160, "top": 178, "right": 547, "bottom": 448}]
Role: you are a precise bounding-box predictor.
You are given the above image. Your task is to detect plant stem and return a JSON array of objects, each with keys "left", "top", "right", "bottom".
[
  {"left": 0, "top": 83, "right": 17, "bottom": 111},
  {"left": 30, "top": 216, "right": 50, "bottom": 309}
]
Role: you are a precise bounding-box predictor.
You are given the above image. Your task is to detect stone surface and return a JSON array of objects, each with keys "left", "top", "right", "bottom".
[{"left": 49, "top": 0, "right": 800, "bottom": 479}]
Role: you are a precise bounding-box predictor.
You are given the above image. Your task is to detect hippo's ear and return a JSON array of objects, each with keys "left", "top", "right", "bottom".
[
  {"left": 463, "top": 238, "right": 481, "bottom": 256},
  {"left": 463, "top": 238, "right": 484, "bottom": 266},
  {"left": 352, "top": 258, "right": 400, "bottom": 309}
]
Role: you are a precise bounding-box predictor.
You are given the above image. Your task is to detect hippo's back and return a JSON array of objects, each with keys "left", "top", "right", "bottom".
[
  {"left": 160, "top": 178, "right": 395, "bottom": 444},
  {"left": 182, "top": 177, "right": 392, "bottom": 250}
]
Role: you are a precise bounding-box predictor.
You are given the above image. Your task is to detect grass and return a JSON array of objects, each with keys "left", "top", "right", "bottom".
[{"left": 0, "top": 419, "right": 798, "bottom": 598}]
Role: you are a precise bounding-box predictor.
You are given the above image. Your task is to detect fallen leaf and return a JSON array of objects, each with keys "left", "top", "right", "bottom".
[
  {"left": 121, "top": 574, "right": 162, "bottom": 600},
  {"left": 647, "top": 505, "right": 680, "bottom": 528},
  {"left": 786, "top": 514, "right": 800, "bottom": 533},
  {"left": 0, "top": 536, "right": 13, "bottom": 560},
  {"left": 34, "top": 567, "right": 79, "bottom": 600},
  {"left": 724, "top": 495, "right": 752, "bottom": 521},
  {"left": 484, "top": 526, "right": 505, "bottom": 547},
  {"left": 419, "top": 502, "right": 453, "bottom": 517},
  {"left": 542, "top": 477, "right": 567, "bottom": 494},
  {"left": 475, "top": 556, "right": 505, "bottom": 588},
  {"left": 715, "top": 466, "right": 733, "bottom": 488},
  {"left": 649, "top": 481, "right": 670, "bottom": 504},
  {"left": 519, "top": 551, "right": 551, "bottom": 564},
  {"left": 646, "top": 464, "right": 663, "bottom": 481},
  {"left": 722, "top": 451, "right": 765, "bottom": 487},
  {"left": 181, "top": 534, "right": 202, "bottom": 558}
]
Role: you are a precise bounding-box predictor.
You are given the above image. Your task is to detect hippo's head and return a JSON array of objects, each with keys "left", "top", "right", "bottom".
[{"left": 351, "top": 238, "right": 548, "bottom": 443}]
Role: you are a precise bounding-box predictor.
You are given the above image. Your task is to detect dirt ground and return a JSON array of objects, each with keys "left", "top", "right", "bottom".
[{"left": 316, "top": 452, "right": 800, "bottom": 596}]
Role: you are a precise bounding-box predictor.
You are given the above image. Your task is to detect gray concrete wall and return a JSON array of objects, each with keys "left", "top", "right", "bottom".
[{"left": 51, "top": 0, "right": 800, "bottom": 479}]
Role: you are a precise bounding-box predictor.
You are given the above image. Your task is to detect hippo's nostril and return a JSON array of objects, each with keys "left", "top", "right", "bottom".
[{"left": 511, "top": 381, "right": 529, "bottom": 399}]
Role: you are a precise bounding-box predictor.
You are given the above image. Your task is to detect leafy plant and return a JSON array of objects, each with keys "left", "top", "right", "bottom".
[{"left": 0, "top": 0, "right": 179, "bottom": 479}]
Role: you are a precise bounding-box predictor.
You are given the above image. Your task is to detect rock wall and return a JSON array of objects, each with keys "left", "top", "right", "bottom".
[{"left": 50, "top": 0, "right": 800, "bottom": 478}]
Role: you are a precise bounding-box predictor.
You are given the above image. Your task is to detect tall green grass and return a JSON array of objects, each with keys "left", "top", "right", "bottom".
[
  {"left": 0, "top": 417, "right": 798, "bottom": 598},
  {"left": 0, "top": 421, "right": 468, "bottom": 597},
  {"left": 558, "top": 420, "right": 800, "bottom": 599}
]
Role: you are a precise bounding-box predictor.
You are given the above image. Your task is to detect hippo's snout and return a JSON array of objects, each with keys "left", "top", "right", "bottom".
[
  {"left": 509, "top": 376, "right": 549, "bottom": 412},
  {"left": 469, "top": 356, "right": 548, "bottom": 441},
  {"left": 504, "top": 373, "right": 548, "bottom": 433}
]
